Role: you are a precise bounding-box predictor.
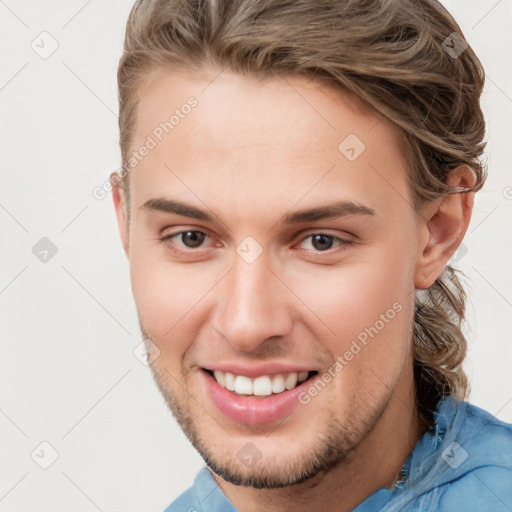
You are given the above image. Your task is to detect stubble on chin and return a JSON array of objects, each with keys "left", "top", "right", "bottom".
[{"left": 147, "top": 358, "right": 393, "bottom": 490}]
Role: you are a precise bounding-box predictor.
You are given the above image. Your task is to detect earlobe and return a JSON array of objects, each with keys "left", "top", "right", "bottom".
[
  {"left": 414, "top": 166, "right": 476, "bottom": 289},
  {"left": 110, "top": 171, "right": 130, "bottom": 258}
]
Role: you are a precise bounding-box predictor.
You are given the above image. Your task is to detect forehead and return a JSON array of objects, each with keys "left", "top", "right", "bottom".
[{"left": 129, "top": 68, "right": 411, "bottom": 219}]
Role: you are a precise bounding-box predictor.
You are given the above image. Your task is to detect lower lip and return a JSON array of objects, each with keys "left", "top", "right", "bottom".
[{"left": 202, "top": 371, "right": 315, "bottom": 425}]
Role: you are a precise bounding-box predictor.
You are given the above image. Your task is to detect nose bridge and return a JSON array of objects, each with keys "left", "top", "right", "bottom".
[{"left": 214, "top": 254, "right": 292, "bottom": 352}]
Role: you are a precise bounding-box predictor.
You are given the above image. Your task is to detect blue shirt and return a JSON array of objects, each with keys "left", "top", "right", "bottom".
[{"left": 164, "top": 396, "right": 512, "bottom": 511}]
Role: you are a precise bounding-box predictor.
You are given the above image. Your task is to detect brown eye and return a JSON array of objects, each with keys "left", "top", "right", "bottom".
[
  {"left": 161, "top": 230, "right": 209, "bottom": 250},
  {"left": 299, "top": 233, "right": 350, "bottom": 252},
  {"left": 177, "top": 231, "right": 207, "bottom": 248},
  {"left": 310, "top": 234, "right": 334, "bottom": 251}
]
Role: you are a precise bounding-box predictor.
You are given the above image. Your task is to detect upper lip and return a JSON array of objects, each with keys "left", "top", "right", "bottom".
[{"left": 202, "top": 362, "right": 317, "bottom": 378}]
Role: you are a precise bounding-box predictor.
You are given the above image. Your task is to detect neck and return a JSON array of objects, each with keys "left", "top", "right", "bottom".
[{"left": 211, "top": 361, "right": 428, "bottom": 512}]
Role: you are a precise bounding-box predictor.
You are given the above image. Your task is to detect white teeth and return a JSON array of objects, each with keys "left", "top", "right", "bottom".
[
  {"left": 213, "top": 370, "right": 225, "bottom": 388},
  {"left": 224, "top": 372, "right": 235, "bottom": 391},
  {"left": 271, "top": 374, "right": 285, "bottom": 394},
  {"left": 284, "top": 373, "right": 298, "bottom": 390},
  {"left": 210, "top": 370, "right": 310, "bottom": 396},
  {"left": 234, "top": 375, "right": 253, "bottom": 395},
  {"left": 253, "top": 376, "right": 272, "bottom": 396},
  {"left": 298, "top": 371, "right": 309, "bottom": 383}
]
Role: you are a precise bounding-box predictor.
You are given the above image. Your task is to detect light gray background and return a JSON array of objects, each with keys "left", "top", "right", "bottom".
[{"left": 1, "top": 1, "right": 511, "bottom": 511}]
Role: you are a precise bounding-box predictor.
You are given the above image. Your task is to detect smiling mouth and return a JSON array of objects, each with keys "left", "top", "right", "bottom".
[{"left": 203, "top": 369, "right": 318, "bottom": 397}]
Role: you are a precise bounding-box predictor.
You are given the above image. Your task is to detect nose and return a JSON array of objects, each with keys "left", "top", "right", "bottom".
[{"left": 212, "top": 255, "right": 293, "bottom": 353}]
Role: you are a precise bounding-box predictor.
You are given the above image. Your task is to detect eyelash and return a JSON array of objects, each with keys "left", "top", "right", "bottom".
[{"left": 159, "top": 230, "right": 354, "bottom": 256}]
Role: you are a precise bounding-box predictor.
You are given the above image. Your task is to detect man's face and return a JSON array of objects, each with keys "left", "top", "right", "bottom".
[{"left": 117, "top": 68, "right": 424, "bottom": 488}]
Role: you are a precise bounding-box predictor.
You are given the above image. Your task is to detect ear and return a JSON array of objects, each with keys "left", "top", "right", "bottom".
[
  {"left": 110, "top": 172, "right": 130, "bottom": 258},
  {"left": 414, "top": 166, "right": 476, "bottom": 289}
]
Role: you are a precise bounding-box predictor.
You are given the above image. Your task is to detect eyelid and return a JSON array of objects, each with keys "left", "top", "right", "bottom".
[{"left": 296, "top": 228, "right": 355, "bottom": 242}]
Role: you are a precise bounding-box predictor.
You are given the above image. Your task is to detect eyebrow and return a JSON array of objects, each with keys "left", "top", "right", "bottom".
[
  {"left": 141, "top": 197, "right": 214, "bottom": 221},
  {"left": 140, "top": 197, "right": 376, "bottom": 224},
  {"left": 282, "top": 201, "right": 376, "bottom": 224}
]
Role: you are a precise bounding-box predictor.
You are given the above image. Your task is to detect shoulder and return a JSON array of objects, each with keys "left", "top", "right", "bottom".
[
  {"left": 458, "top": 400, "right": 512, "bottom": 456},
  {"left": 436, "top": 400, "right": 512, "bottom": 511},
  {"left": 162, "top": 483, "right": 201, "bottom": 512},
  {"left": 437, "top": 466, "right": 512, "bottom": 511}
]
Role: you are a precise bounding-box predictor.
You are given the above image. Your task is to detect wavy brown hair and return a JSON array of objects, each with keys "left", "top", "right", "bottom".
[{"left": 117, "top": 0, "right": 487, "bottom": 420}]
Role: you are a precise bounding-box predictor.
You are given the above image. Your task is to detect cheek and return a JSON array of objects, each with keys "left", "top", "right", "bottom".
[
  {"left": 289, "top": 239, "right": 415, "bottom": 361},
  {"left": 129, "top": 245, "right": 198, "bottom": 344}
]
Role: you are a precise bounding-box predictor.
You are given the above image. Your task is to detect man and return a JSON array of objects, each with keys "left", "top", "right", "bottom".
[{"left": 110, "top": 0, "right": 512, "bottom": 510}]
